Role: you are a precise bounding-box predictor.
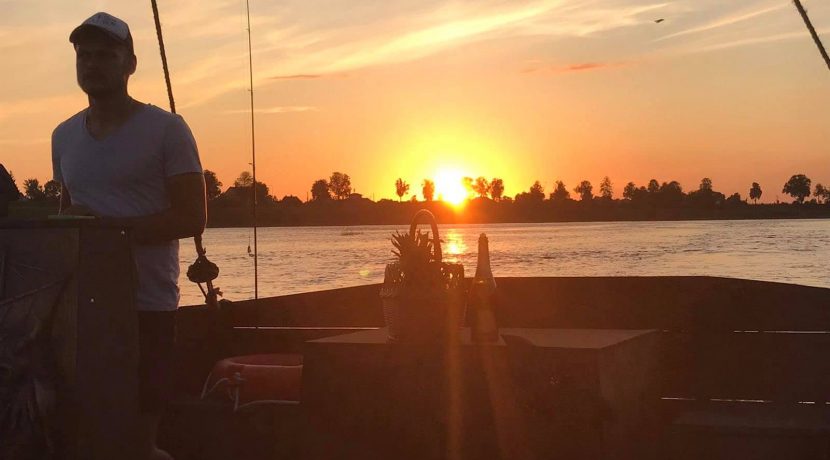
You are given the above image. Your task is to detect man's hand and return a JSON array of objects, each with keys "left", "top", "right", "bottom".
[
  {"left": 128, "top": 172, "right": 207, "bottom": 244},
  {"left": 57, "top": 174, "right": 206, "bottom": 244}
]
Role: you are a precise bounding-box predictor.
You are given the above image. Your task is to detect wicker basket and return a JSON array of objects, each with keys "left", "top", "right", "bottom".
[{"left": 380, "top": 210, "right": 465, "bottom": 343}]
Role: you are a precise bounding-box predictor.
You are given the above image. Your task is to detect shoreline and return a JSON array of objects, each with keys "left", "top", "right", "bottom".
[{"left": 10, "top": 199, "right": 830, "bottom": 228}]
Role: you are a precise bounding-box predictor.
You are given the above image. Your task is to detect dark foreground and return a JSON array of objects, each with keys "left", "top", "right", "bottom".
[
  {"left": 3, "top": 219, "right": 830, "bottom": 459},
  {"left": 168, "top": 276, "right": 830, "bottom": 460}
]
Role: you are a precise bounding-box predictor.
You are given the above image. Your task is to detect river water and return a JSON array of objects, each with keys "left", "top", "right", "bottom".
[{"left": 178, "top": 219, "right": 830, "bottom": 306}]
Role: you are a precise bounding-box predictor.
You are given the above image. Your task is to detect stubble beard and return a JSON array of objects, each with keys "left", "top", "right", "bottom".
[{"left": 78, "top": 75, "right": 128, "bottom": 100}]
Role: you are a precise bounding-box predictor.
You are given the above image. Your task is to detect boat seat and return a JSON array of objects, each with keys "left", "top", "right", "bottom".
[
  {"left": 669, "top": 403, "right": 830, "bottom": 460},
  {"left": 202, "top": 353, "right": 303, "bottom": 409}
]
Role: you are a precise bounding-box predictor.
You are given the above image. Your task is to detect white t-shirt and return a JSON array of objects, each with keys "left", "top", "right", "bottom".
[{"left": 52, "top": 103, "right": 203, "bottom": 311}]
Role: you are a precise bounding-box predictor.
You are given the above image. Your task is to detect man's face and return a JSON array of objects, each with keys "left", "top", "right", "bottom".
[{"left": 74, "top": 31, "right": 136, "bottom": 97}]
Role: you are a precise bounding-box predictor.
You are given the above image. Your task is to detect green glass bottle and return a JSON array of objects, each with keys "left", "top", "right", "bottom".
[{"left": 470, "top": 233, "right": 499, "bottom": 343}]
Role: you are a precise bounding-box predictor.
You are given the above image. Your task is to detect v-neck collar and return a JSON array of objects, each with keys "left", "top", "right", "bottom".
[{"left": 83, "top": 103, "right": 148, "bottom": 142}]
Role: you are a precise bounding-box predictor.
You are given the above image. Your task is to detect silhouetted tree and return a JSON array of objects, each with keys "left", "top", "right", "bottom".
[
  {"left": 43, "top": 180, "right": 61, "bottom": 203},
  {"left": 749, "top": 182, "right": 762, "bottom": 204},
  {"left": 462, "top": 177, "right": 474, "bottom": 194},
  {"left": 599, "top": 176, "right": 613, "bottom": 200},
  {"left": 783, "top": 174, "right": 811, "bottom": 203},
  {"left": 395, "top": 178, "right": 410, "bottom": 202},
  {"left": 234, "top": 171, "right": 254, "bottom": 188},
  {"left": 23, "top": 178, "right": 45, "bottom": 201},
  {"left": 623, "top": 182, "right": 637, "bottom": 200},
  {"left": 658, "top": 181, "right": 684, "bottom": 206},
  {"left": 647, "top": 179, "right": 660, "bottom": 194},
  {"left": 204, "top": 170, "right": 223, "bottom": 201},
  {"left": 489, "top": 178, "right": 504, "bottom": 201},
  {"left": 280, "top": 195, "right": 303, "bottom": 207},
  {"left": 311, "top": 179, "right": 331, "bottom": 201},
  {"left": 725, "top": 192, "right": 744, "bottom": 206},
  {"left": 253, "top": 181, "right": 274, "bottom": 204},
  {"left": 574, "top": 180, "right": 593, "bottom": 201},
  {"left": 329, "top": 172, "right": 352, "bottom": 200},
  {"left": 422, "top": 179, "right": 435, "bottom": 201},
  {"left": 815, "top": 183, "right": 830, "bottom": 204},
  {"left": 687, "top": 180, "right": 724, "bottom": 208},
  {"left": 529, "top": 181, "right": 545, "bottom": 200},
  {"left": 473, "top": 177, "right": 489, "bottom": 198},
  {"left": 549, "top": 180, "right": 570, "bottom": 202},
  {"left": 516, "top": 181, "right": 545, "bottom": 205}
]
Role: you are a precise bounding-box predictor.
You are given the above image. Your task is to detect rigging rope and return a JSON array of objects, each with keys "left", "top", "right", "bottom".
[
  {"left": 793, "top": 0, "right": 830, "bottom": 73},
  {"left": 150, "top": 0, "right": 176, "bottom": 113},
  {"left": 150, "top": 0, "right": 220, "bottom": 308}
]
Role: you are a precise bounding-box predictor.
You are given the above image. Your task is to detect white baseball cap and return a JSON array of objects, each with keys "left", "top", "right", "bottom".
[{"left": 70, "top": 12, "right": 133, "bottom": 53}]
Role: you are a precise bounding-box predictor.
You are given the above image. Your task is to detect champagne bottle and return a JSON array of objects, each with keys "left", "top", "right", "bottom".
[{"left": 470, "top": 233, "right": 499, "bottom": 343}]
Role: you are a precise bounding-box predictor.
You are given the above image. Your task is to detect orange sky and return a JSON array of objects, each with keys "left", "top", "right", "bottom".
[{"left": 1, "top": 0, "right": 829, "bottom": 203}]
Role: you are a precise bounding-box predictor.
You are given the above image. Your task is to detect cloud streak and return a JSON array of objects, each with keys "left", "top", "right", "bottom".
[
  {"left": 270, "top": 74, "right": 324, "bottom": 80},
  {"left": 173, "top": 0, "right": 679, "bottom": 108},
  {"left": 655, "top": 3, "right": 787, "bottom": 42},
  {"left": 680, "top": 27, "right": 830, "bottom": 55},
  {"left": 223, "top": 106, "right": 318, "bottom": 114},
  {"left": 0, "top": 138, "right": 48, "bottom": 146},
  {"left": 523, "top": 60, "right": 630, "bottom": 74}
]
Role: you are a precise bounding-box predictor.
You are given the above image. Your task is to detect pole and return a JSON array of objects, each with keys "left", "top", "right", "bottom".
[
  {"left": 246, "top": 0, "right": 259, "bottom": 299},
  {"left": 793, "top": 0, "right": 830, "bottom": 72}
]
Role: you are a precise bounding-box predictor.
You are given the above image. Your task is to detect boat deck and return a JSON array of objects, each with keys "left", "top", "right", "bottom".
[{"left": 162, "top": 276, "right": 830, "bottom": 460}]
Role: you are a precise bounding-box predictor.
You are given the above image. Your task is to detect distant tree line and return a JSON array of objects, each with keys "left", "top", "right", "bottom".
[{"left": 9, "top": 168, "right": 830, "bottom": 225}]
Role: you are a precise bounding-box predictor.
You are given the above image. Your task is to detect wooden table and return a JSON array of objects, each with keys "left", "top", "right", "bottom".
[
  {"left": 0, "top": 221, "right": 140, "bottom": 460},
  {"left": 301, "top": 328, "right": 659, "bottom": 460}
]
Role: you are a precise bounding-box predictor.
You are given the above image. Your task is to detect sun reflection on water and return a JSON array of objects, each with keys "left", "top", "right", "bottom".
[{"left": 442, "top": 229, "right": 468, "bottom": 262}]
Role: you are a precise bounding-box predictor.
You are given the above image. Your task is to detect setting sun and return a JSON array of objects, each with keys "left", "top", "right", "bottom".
[{"left": 434, "top": 168, "right": 470, "bottom": 206}]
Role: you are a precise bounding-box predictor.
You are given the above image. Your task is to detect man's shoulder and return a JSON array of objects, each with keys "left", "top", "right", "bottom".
[
  {"left": 142, "top": 104, "right": 186, "bottom": 122},
  {"left": 142, "top": 103, "right": 175, "bottom": 120},
  {"left": 139, "top": 104, "right": 191, "bottom": 132},
  {"left": 52, "top": 109, "right": 86, "bottom": 139}
]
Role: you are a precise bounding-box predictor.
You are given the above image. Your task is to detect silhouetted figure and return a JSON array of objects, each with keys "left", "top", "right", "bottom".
[
  {"left": 0, "top": 164, "right": 20, "bottom": 217},
  {"left": 53, "top": 12, "right": 206, "bottom": 460}
]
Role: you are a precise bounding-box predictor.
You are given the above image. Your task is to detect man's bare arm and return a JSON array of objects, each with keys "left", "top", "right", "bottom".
[
  {"left": 59, "top": 184, "right": 72, "bottom": 212},
  {"left": 106, "top": 173, "right": 207, "bottom": 244}
]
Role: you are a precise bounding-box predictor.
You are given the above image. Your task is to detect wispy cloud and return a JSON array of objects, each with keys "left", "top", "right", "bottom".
[
  {"left": 655, "top": 3, "right": 786, "bottom": 42},
  {"left": 523, "top": 60, "right": 630, "bottom": 74},
  {"left": 557, "top": 62, "right": 627, "bottom": 72},
  {"left": 174, "top": 0, "right": 679, "bottom": 108},
  {"left": 270, "top": 74, "right": 324, "bottom": 80},
  {"left": 681, "top": 27, "right": 830, "bottom": 55},
  {"left": 0, "top": 138, "right": 48, "bottom": 146},
  {"left": 0, "top": 94, "right": 80, "bottom": 123},
  {"left": 223, "top": 106, "right": 318, "bottom": 115}
]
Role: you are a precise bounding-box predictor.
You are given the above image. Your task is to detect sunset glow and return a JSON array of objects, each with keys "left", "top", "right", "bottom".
[
  {"left": 434, "top": 169, "right": 471, "bottom": 206},
  {"left": 0, "top": 1, "right": 828, "bottom": 202}
]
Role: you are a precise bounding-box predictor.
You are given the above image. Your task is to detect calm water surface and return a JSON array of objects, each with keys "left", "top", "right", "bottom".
[{"left": 178, "top": 219, "right": 830, "bottom": 306}]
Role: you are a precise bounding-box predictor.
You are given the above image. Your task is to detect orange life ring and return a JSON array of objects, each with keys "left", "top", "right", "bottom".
[{"left": 203, "top": 354, "right": 303, "bottom": 405}]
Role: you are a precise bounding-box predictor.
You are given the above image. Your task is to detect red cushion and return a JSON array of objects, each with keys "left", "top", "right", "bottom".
[{"left": 206, "top": 353, "right": 303, "bottom": 404}]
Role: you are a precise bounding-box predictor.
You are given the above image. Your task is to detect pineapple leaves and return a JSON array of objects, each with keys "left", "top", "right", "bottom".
[{"left": 390, "top": 229, "right": 441, "bottom": 287}]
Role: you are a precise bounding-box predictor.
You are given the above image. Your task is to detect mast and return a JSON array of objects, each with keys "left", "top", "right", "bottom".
[{"left": 246, "top": 0, "right": 259, "bottom": 299}]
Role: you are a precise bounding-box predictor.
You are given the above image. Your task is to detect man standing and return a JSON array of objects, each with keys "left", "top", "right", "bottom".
[{"left": 52, "top": 12, "right": 206, "bottom": 460}]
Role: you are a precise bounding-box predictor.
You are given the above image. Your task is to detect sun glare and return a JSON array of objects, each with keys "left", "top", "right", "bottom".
[{"left": 434, "top": 168, "right": 470, "bottom": 206}]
